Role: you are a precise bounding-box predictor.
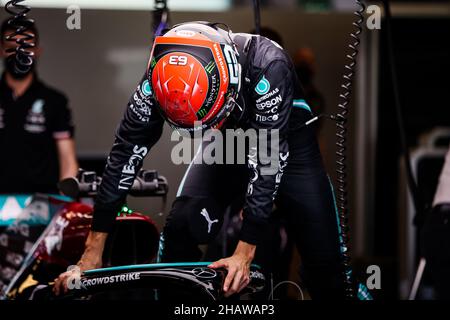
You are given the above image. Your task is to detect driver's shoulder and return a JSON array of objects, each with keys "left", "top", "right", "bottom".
[{"left": 247, "top": 36, "right": 292, "bottom": 82}]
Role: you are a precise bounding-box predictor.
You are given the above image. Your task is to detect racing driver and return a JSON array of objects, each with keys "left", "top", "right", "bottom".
[{"left": 54, "top": 22, "right": 346, "bottom": 299}]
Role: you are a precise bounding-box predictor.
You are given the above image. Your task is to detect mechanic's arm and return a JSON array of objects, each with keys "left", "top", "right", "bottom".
[
  {"left": 210, "top": 60, "right": 292, "bottom": 297},
  {"left": 56, "top": 138, "right": 78, "bottom": 180},
  {"left": 54, "top": 74, "right": 164, "bottom": 295},
  {"left": 51, "top": 96, "right": 79, "bottom": 180}
]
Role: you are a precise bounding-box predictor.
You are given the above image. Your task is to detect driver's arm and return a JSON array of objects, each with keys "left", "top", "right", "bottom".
[
  {"left": 240, "top": 59, "right": 292, "bottom": 246},
  {"left": 92, "top": 74, "right": 164, "bottom": 233},
  {"left": 54, "top": 73, "right": 164, "bottom": 295}
]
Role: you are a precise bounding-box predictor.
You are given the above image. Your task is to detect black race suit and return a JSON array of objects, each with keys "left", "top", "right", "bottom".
[{"left": 91, "top": 34, "right": 345, "bottom": 299}]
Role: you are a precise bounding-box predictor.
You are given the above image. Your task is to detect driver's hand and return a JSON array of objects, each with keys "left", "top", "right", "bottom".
[
  {"left": 53, "top": 231, "right": 108, "bottom": 296},
  {"left": 53, "top": 253, "right": 102, "bottom": 296},
  {"left": 208, "top": 241, "right": 256, "bottom": 297}
]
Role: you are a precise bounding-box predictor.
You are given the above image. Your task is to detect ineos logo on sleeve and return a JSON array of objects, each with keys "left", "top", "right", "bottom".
[
  {"left": 122, "top": 146, "right": 148, "bottom": 175},
  {"left": 118, "top": 145, "right": 148, "bottom": 190},
  {"left": 192, "top": 267, "right": 217, "bottom": 279}
]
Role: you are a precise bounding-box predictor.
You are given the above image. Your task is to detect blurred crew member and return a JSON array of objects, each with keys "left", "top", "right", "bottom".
[
  {"left": 0, "top": 19, "right": 78, "bottom": 193},
  {"left": 294, "top": 47, "right": 325, "bottom": 117}
]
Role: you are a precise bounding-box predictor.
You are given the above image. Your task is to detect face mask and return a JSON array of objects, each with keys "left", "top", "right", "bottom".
[{"left": 4, "top": 55, "right": 35, "bottom": 79}]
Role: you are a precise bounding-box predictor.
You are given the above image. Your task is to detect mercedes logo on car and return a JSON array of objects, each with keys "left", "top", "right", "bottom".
[{"left": 192, "top": 267, "right": 217, "bottom": 279}]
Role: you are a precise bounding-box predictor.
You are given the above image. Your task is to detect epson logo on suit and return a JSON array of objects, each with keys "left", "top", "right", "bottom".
[
  {"left": 256, "top": 95, "right": 282, "bottom": 110},
  {"left": 256, "top": 87, "right": 280, "bottom": 104}
]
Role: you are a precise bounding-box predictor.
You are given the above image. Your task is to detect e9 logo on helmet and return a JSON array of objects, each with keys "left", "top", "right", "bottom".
[{"left": 169, "top": 55, "right": 188, "bottom": 66}]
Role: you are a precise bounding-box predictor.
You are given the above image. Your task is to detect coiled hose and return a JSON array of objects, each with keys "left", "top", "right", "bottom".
[
  {"left": 335, "top": 0, "right": 365, "bottom": 299},
  {"left": 4, "top": 0, "right": 35, "bottom": 76}
]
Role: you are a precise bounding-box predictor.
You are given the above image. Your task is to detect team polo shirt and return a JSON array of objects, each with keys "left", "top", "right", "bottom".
[{"left": 0, "top": 73, "right": 74, "bottom": 193}]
